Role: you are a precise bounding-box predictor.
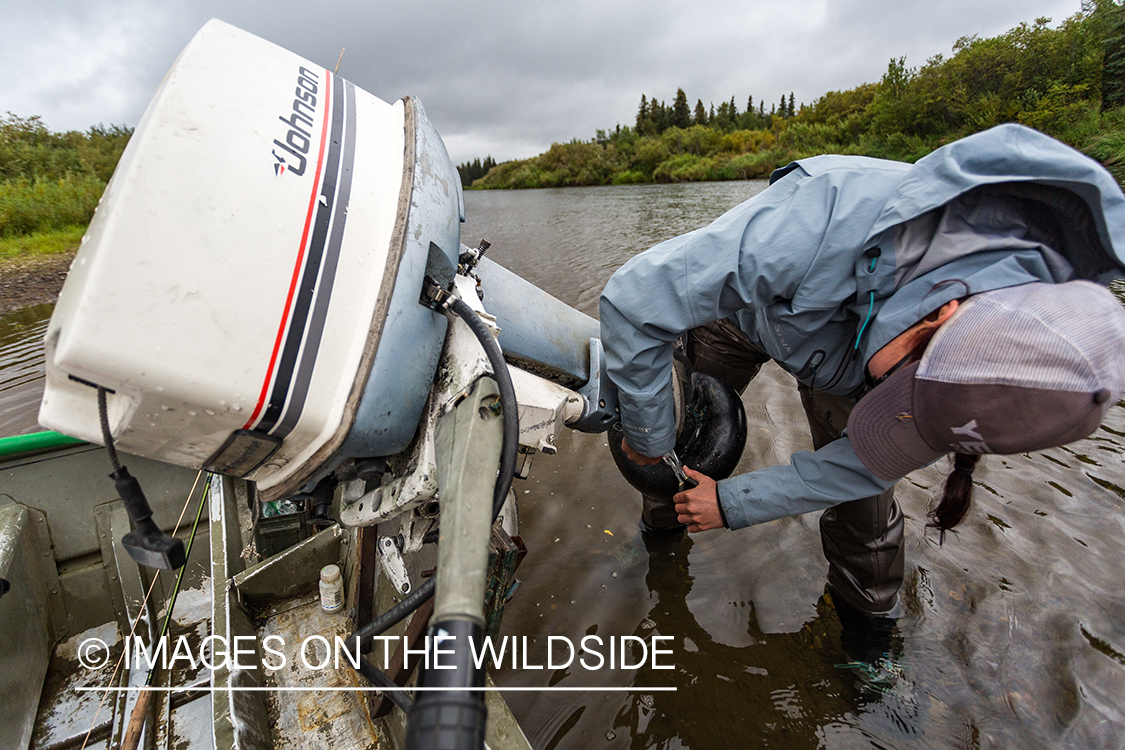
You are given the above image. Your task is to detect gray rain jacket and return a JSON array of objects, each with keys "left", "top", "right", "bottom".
[{"left": 599, "top": 124, "right": 1125, "bottom": 528}]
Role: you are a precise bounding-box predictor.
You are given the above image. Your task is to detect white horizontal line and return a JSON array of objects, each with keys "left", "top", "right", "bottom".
[{"left": 76, "top": 686, "right": 676, "bottom": 693}]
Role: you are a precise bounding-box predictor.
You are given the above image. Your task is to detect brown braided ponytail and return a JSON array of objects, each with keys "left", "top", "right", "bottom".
[{"left": 927, "top": 452, "right": 981, "bottom": 542}]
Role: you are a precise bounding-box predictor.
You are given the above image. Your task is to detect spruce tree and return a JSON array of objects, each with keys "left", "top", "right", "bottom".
[
  {"left": 456, "top": 156, "right": 496, "bottom": 187},
  {"left": 636, "top": 94, "right": 649, "bottom": 132},
  {"left": 694, "top": 99, "right": 708, "bottom": 125},
  {"left": 672, "top": 88, "right": 691, "bottom": 128},
  {"left": 716, "top": 100, "right": 732, "bottom": 129},
  {"left": 650, "top": 98, "right": 669, "bottom": 133}
]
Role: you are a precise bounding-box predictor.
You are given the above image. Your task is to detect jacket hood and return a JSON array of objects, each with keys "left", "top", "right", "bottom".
[
  {"left": 859, "top": 124, "right": 1125, "bottom": 363},
  {"left": 868, "top": 124, "right": 1125, "bottom": 275}
]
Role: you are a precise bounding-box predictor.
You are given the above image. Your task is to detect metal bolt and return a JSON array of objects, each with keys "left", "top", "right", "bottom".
[{"left": 599, "top": 399, "right": 606, "bottom": 408}]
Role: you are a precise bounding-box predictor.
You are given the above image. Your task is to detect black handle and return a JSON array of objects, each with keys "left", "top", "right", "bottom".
[
  {"left": 405, "top": 618, "right": 487, "bottom": 750},
  {"left": 115, "top": 466, "right": 186, "bottom": 570}
]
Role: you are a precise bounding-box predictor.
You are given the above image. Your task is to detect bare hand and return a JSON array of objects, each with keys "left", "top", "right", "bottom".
[
  {"left": 673, "top": 467, "right": 724, "bottom": 532},
  {"left": 621, "top": 436, "right": 662, "bottom": 466}
]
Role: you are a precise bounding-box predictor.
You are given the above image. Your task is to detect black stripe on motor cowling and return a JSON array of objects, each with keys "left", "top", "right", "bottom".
[
  {"left": 255, "top": 72, "right": 345, "bottom": 436},
  {"left": 274, "top": 80, "right": 358, "bottom": 438}
]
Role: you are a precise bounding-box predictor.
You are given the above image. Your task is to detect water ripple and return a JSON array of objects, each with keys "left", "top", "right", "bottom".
[{"left": 0, "top": 303, "right": 52, "bottom": 437}]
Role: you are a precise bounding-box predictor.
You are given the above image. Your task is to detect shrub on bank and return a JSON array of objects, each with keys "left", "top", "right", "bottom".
[
  {"left": 1076, "top": 106, "right": 1125, "bottom": 183},
  {"left": 0, "top": 114, "right": 129, "bottom": 258},
  {"left": 0, "top": 175, "right": 105, "bottom": 238}
]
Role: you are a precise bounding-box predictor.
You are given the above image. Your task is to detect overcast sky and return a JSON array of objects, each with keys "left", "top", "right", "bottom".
[{"left": 1, "top": 0, "right": 1085, "bottom": 165}]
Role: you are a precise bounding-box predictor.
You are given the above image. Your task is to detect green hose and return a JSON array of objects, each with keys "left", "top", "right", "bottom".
[{"left": 0, "top": 430, "right": 86, "bottom": 460}]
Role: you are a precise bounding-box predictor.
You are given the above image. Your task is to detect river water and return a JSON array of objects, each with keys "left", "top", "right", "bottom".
[{"left": 3, "top": 181, "right": 1124, "bottom": 749}]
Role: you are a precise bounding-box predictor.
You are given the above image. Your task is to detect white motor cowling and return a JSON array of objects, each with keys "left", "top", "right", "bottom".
[{"left": 40, "top": 20, "right": 464, "bottom": 500}]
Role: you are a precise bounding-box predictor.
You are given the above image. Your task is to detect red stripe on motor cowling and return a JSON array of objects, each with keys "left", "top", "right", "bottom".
[{"left": 243, "top": 69, "right": 333, "bottom": 430}]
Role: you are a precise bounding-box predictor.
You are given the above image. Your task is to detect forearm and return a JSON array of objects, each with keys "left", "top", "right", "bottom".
[
  {"left": 716, "top": 436, "right": 903, "bottom": 528},
  {"left": 615, "top": 376, "right": 677, "bottom": 457}
]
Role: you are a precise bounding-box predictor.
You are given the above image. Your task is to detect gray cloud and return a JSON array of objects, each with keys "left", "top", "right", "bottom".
[{"left": 0, "top": 0, "right": 1083, "bottom": 164}]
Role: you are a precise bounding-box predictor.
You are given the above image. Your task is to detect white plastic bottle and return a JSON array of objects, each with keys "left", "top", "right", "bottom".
[{"left": 320, "top": 564, "right": 344, "bottom": 613}]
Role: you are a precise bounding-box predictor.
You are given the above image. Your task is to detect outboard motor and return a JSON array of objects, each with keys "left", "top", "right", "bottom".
[
  {"left": 38, "top": 19, "right": 618, "bottom": 749},
  {"left": 40, "top": 21, "right": 462, "bottom": 502}
]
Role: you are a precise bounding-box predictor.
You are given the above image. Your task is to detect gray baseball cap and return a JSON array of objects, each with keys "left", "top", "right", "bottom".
[{"left": 849, "top": 281, "right": 1125, "bottom": 481}]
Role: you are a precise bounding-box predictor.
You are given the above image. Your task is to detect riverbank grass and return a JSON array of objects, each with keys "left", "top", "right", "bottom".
[{"left": 0, "top": 226, "right": 84, "bottom": 263}]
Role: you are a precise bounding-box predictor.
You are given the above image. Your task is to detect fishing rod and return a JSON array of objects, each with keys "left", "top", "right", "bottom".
[{"left": 120, "top": 474, "right": 212, "bottom": 750}]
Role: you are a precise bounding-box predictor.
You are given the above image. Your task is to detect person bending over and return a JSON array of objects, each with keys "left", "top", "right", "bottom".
[{"left": 599, "top": 123, "right": 1125, "bottom": 621}]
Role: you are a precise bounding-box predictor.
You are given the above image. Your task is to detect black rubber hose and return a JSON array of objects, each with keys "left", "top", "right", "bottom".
[
  {"left": 349, "top": 291, "right": 519, "bottom": 652},
  {"left": 353, "top": 577, "right": 436, "bottom": 649},
  {"left": 447, "top": 295, "right": 519, "bottom": 520},
  {"left": 358, "top": 656, "right": 414, "bottom": 712}
]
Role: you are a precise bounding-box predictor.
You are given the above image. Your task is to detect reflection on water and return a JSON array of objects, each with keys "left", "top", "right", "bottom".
[
  {"left": 0, "top": 303, "right": 52, "bottom": 437},
  {"left": 1, "top": 181, "right": 1123, "bottom": 748},
  {"left": 464, "top": 184, "right": 1125, "bottom": 749}
]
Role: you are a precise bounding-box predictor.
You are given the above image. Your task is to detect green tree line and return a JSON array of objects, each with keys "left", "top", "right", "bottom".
[
  {"left": 634, "top": 89, "right": 794, "bottom": 136},
  {"left": 470, "top": 1, "right": 1125, "bottom": 189},
  {"left": 0, "top": 113, "right": 132, "bottom": 240},
  {"left": 457, "top": 155, "right": 498, "bottom": 185}
]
